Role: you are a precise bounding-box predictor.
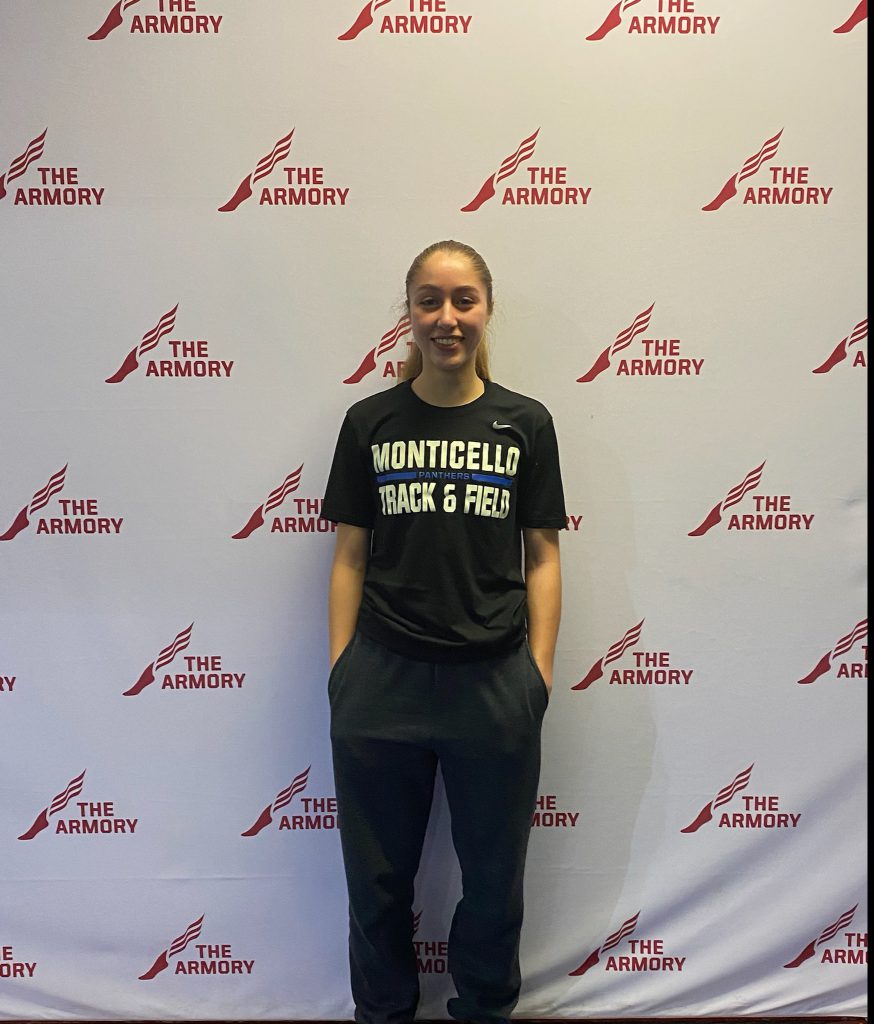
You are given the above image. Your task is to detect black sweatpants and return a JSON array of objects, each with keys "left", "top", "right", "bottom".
[{"left": 329, "top": 631, "right": 550, "bottom": 1024}]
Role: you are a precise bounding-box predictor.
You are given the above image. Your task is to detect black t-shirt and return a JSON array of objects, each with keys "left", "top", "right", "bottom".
[{"left": 321, "top": 379, "right": 567, "bottom": 662}]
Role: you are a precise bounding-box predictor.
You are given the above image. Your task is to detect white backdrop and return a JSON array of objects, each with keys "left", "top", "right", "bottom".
[{"left": 0, "top": 1, "right": 867, "bottom": 1019}]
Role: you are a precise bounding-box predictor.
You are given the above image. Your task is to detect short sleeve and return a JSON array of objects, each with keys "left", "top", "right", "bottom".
[
  {"left": 517, "top": 415, "right": 567, "bottom": 530},
  {"left": 320, "top": 414, "right": 375, "bottom": 528}
]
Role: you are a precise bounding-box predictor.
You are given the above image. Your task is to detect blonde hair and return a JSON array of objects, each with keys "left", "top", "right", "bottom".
[{"left": 401, "top": 240, "right": 493, "bottom": 383}]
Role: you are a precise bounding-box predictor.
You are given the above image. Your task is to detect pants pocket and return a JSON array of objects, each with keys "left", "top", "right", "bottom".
[
  {"left": 328, "top": 633, "right": 357, "bottom": 699},
  {"left": 524, "top": 640, "right": 551, "bottom": 703}
]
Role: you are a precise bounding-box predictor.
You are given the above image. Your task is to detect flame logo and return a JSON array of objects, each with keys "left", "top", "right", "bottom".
[
  {"left": 681, "top": 763, "right": 754, "bottom": 833},
  {"left": 702, "top": 129, "right": 783, "bottom": 212},
  {"left": 242, "top": 766, "right": 311, "bottom": 836},
  {"left": 586, "top": 0, "right": 643, "bottom": 41},
  {"left": 18, "top": 770, "right": 87, "bottom": 840},
  {"left": 339, "top": 0, "right": 393, "bottom": 40},
  {"left": 0, "top": 129, "right": 47, "bottom": 202},
  {"left": 812, "top": 317, "right": 867, "bottom": 373},
  {"left": 569, "top": 911, "right": 640, "bottom": 976},
  {"left": 412, "top": 909, "right": 423, "bottom": 934},
  {"left": 124, "top": 623, "right": 194, "bottom": 696},
  {"left": 576, "top": 303, "right": 655, "bottom": 382},
  {"left": 784, "top": 904, "right": 858, "bottom": 967},
  {"left": 219, "top": 130, "right": 295, "bottom": 212},
  {"left": 344, "top": 316, "right": 413, "bottom": 383},
  {"left": 139, "top": 914, "right": 205, "bottom": 980},
  {"left": 572, "top": 619, "right": 644, "bottom": 690},
  {"left": 835, "top": 0, "right": 867, "bottom": 33},
  {"left": 88, "top": 0, "right": 141, "bottom": 40},
  {"left": 105, "top": 304, "right": 179, "bottom": 383},
  {"left": 688, "top": 461, "right": 765, "bottom": 537},
  {"left": 461, "top": 129, "right": 540, "bottom": 212},
  {"left": 233, "top": 465, "right": 304, "bottom": 539},
  {"left": 798, "top": 618, "right": 867, "bottom": 685},
  {"left": 0, "top": 464, "right": 67, "bottom": 542}
]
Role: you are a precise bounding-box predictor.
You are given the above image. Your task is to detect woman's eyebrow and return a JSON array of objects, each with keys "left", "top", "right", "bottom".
[{"left": 415, "top": 283, "right": 479, "bottom": 292}]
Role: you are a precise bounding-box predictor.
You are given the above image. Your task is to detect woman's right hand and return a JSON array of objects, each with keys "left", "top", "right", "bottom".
[{"left": 328, "top": 524, "right": 371, "bottom": 666}]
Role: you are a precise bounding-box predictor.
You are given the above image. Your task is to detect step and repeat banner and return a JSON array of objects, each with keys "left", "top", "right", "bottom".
[{"left": 0, "top": 1, "right": 867, "bottom": 1020}]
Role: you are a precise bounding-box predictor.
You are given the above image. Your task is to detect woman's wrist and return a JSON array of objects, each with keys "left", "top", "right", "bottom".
[
  {"left": 330, "top": 631, "right": 355, "bottom": 667},
  {"left": 530, "top": 647, "right": 554, "bottom": 687}
]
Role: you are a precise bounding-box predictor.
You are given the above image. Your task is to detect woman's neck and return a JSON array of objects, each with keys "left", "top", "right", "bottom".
[{"left": 411, "top": 368, "right": 485, "bottom": 408}]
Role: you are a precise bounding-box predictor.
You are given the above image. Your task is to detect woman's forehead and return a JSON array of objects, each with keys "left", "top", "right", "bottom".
[{"left": 411, "top": 253, "right": 483, "bottom": 289}]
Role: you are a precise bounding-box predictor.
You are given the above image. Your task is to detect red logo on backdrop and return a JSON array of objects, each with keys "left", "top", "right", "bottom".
[
  {"left": 813, "top": 317, "right": 868, "bottom": 373},
  {"left": 462, "top": 130, "right": 539, "bottom": 211},
  {"left": 139, "top": 914, "right": 204, "bottom": 979},
  {"left": 106, "top": 304, "right": 177, "bottom": 382},
  {"left": 0, "top": 465, "right": 124, "bottom": 539},
  {"left": 703, "top": 130, "right": 782, "bottom": 210},
  {"left": 531, "top": 793, "right": 581, "bottom": 828},
  {"left": 688, "top": 462, "right": 763, "bottom": 535},
  {"left": 570, "top": 912, "right": 688, "bottom": 974},
  {"left": 577, "top": 304, "right": 640, "bottom": 380},
  {"left": 0, "top": 945, "right": 37, "bottom": 979},
  {"left": 703, "top": 130, "right": 833, "bottom": 209},
  {"left": 0, "top": 672, "right": 15, "bottom": 695},
  {"left": 798, "top": 618, "right": 868, "bottom": 684},
  {"left": 242, "top": 767, "right": 340, "bottom": 833},
  {"left": 570, "top": 911, "right": 640, "bottom": 975},
  {"left": 785, "top": 905, "right": 863, "bottom": 967},
  {"left": 0, "top": 128, "right": 105, "bottom": 207},
  {"left": 461, "top": 130, "right": 592, "bottom": 211},
  {"left": 412, "top": 909, "right": 449, "bottom": 974},
  {"left": 1, "top": 465, "right": 67, "bottom": 541},
  {"left": 587, "top": 0, "right": 720, "bottom": 39},
  {"left": 344, "top": 316, "right": 413, "bottom": 383},
  {"left": 684, "top": 767, "right": 802, "bottom": 832},
  {"left": 220, "top": 130, "right": 350, "bottom": 211},
  {"left": 339, "top": 0, "right": 473, "bottom": 39},
  {"left": 0, "top": 129, "right": 46, "bottom": 202},
  {"left": 572, "top": 620, "right": 694, "bottom": 690},
  {"left": 242, "top": 767, "right": 311, "bottom": 835},
  {"left": 105, "top": 304, "right": 234, "bottom": 382},
  {"left": 234, "top": 466, "right": 337, "bottom": 537},
  {"left": 89, "top": 0, "right": 223, "bottom": 39},
  {"left": 577, "top": 303, "right": 704, "bottom": 380},
  {"left": 340, "top": 0, "right": 392, "bottom": 37},
  {"left": 89, "top": 0, "right": 141, "bottom": 36},
  {"left": 233, "top": 466, "right": 303, "bottom": 538},
  {"left": 219, "top": 131, "right": 295, "bottom": 211},
  {"left": 573, "top": 620, "right": 644, "bottom": 689},
  {"left": 17, "top": 772, "right": 138, "bottom": 839},
  {"left": 18, "top": 770, "right": 86, "bottom": 840},
  {"left": 588, "top": 0, "right": 641, "bottom": 39},
  {"left": 139, "top": 915, "right": 256, "bottom": 977},
  {"left": 689, "top": 462, "right": 815, "bottom": 534},
  {"left": 681, "top": 764, "right": 753, "bottom": 832},
  {"left": 835, "top": 0, "right": 867, "bottom": 33},
  {"left": 123, "top": 623, "right": 193, "bottom": 695}
]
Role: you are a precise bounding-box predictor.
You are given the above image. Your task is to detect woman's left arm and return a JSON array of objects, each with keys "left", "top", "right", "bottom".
[{"left": 523, "top": 527, "right": 562, "bottom": 691}]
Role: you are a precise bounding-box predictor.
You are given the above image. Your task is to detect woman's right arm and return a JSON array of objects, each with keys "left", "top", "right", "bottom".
[{"left": 328, "top": 523, "right": 371, "bottom": 666}]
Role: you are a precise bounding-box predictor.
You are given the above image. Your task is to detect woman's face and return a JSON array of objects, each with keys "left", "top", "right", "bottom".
[{"left": 407, "top": 252, "right": 490, "bottom": 377}]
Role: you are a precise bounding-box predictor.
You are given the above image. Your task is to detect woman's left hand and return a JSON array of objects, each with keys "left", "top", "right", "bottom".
[
  {"left": 523, "top": 527, "right": 561, "bottom": 698},
  {"left": 533, "top": 652, "right": 554, "bottom": 694}
]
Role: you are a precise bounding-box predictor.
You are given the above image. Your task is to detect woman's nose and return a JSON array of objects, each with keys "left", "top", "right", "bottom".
[{"left": 437, "top": 301, "right": 457, "bottom": 326}]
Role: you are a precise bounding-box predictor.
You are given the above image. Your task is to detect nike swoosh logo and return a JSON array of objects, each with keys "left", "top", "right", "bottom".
[{"left": 492, "top": 421, "right": 514, "bottom": 430}]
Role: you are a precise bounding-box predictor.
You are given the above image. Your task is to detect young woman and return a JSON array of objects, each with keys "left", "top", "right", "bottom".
[{"left": 321, "top": 240, "right": 566, "bottom": 1024}]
